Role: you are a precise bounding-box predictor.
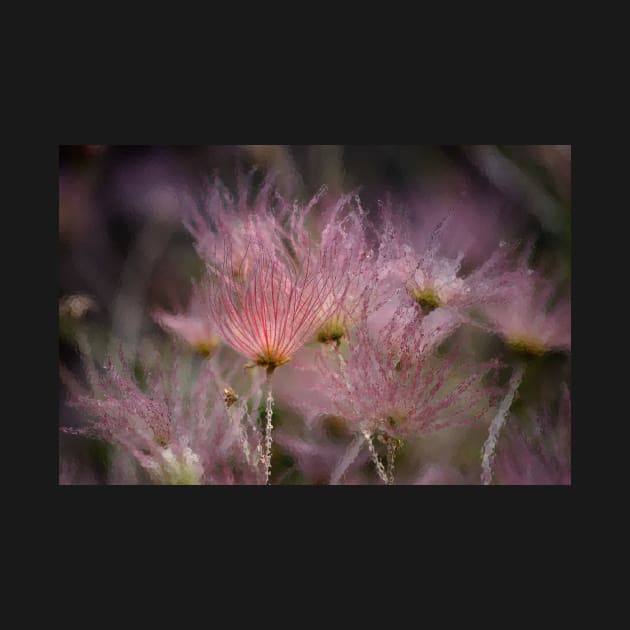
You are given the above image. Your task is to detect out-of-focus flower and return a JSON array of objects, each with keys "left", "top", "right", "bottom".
[
  {"left": 494, "top": 386, "right": 571, "bottom": 485},
  {"left": 153, "top": 285, "right": 220, "bottom": 357},
  {"left": 61, "top": 351, "right": 263, "bottom": 484},
  {"left": 482, "top": 267, "right": 571, "bottom": 357},
  {"left": 154, "top": 310, "right": 219, "bottom": 357}
]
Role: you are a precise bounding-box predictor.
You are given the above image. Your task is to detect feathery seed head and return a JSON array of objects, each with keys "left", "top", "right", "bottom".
[
  {"left": 380, "top": 204, "right": 519, "bottom": 316},
  {"left": 62, "top": 349, "right": 261, "bottom": 484},
  {"left": 208, "top": 237, "right": 346, "bottom": 371},
  {"left": 153, "top": 284, "right": 220, "bottom": 357},
  {"left": 308, "top": 305, "right": 503, "bottom": 439}
]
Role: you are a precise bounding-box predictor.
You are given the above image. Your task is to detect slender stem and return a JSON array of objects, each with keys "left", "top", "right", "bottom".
[
  {"left": 481, "top": 362, "right": 525, "bottom": 485},
  {"left": 363, "top": 430, "right": 389, "bottom": 484},
  {"left": 385, "top": 438, "right": 399, "bottom": 485},
  {"left": 264, "top": 367, "right": 275, "bottom": 484},
  {"left": 332, "top": 343, "right": 346, "bottom": 365}
]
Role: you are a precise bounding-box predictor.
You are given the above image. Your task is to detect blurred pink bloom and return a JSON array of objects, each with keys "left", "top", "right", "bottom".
[
  {"left": 306, "top": 304, "right": 503, "bottom": 440},
  {"left": 62, "top": 352, "right": 262, "bottom": 484},
  {"left": 494, "top": 386, "right": 571, "bottom": 485},
  {"left": 482, "top": 267, "right": 571, "bottom": 356},
  {"left": 153, "top": 285, "right": 220, "bottom": 357}
]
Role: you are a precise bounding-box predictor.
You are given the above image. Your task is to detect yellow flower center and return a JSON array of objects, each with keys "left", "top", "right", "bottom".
[
  {"left": 254, "top": 351, "right": 290, "bottom": 370},
  {"left": 317, "top": 317, "right": 346, "bottom": 344},
  {"left": 194, "top": 337, "right": 220, "bottom": 358},
  {"left": 507, "top": 335, "right": 547, "bottom": 357},
  {"left": 411, "top": 287, "right": 442, "bottom": 313}
]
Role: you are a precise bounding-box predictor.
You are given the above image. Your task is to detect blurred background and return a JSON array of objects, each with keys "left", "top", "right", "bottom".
[{"left": 59, "top": 145, "right": 571, "bottom": 484}]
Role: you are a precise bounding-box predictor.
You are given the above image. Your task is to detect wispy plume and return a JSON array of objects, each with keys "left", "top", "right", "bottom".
[{"left": 61, "top": 349, "right": 263, "bottom": 484}]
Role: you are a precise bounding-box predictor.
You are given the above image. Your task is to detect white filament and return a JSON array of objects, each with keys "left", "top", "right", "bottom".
[
  {"left": 363, "top": 430, "right": 389, "bottom": 484},
  {"left": 264, "top": 384, "right": 274, "bottom": 484},
  {"left": 481, "top": 363, "right": 525, "bottom": 485}
]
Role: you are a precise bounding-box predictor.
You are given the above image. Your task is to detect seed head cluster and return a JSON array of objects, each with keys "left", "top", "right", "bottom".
[{"left": 60, "top": 173, "right": 571, "bottom": 485}]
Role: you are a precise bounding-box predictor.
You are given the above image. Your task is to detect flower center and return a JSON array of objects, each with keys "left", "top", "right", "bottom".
[
  {"left": 254, "top": 351, "right": 290, "bottom": 370},
  {"left": 317, "top": 317, "right": 346, "bottom": 345},
  {"left": 410, "top": 287, "right": 442, "bottom": 313},
  {"left": 506, "top": 335, "right": 547, "bottom": 358},
  {"left": 194, "top": 337, "right": 220, "bottom": 358}
]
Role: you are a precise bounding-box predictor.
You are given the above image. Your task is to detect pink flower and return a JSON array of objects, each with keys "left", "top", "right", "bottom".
[
  {"left": 378, "top": 199, "right": 518, "bottom": 317},
  {"left": 207, "top": 238, "right": 346, "bottom": 372},
  {"left": 62, "top": 351, "right": 261, "bottom": 484},
  {"left": 304, "top": 193, "right": 386, "bottom": 344},
  {"left": 186, "top": 173, "right": 384, "bottom": 346},
  {"left": 482, "top": 267, "right": 571, "bottom": 356},
  {"left": 153, "top": 285, "right": 220, "bottom": 357},
  {"left": 307, "top": 304, "right": 503, "bottom": 440}
]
